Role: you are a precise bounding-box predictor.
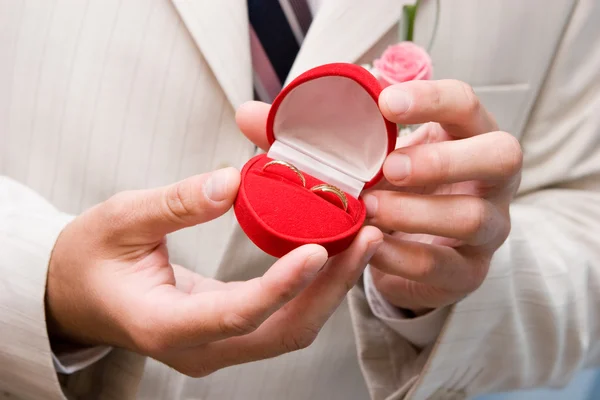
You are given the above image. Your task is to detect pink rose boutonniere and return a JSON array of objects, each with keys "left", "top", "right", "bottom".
[
  {"left": 362, "top": 0, "right": 440, "bottom": 133},
  {"left": 373, "top": 42, "right": 432, "bottom": 88},
  {"left": 363, "top": 0, "right": 439, "bottom": 89}
]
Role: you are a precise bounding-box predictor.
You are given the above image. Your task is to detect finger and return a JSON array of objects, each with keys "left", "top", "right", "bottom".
[
  {"left": 236, "top": 101, "right": 271, "bottom": 151},
  {"left": 99, "top": 168, "right": 240, "bottom": 243},
  {"left": 369, "top": 234, "right": 486, "bottom": 292},
  {"left": 149, "top": 244, "right": 328, "bottom": 349},
  {"left": 275, "top": 225, "right": 383, "bottom": 334},
  {"left": 363, "top": 192, "right": 508, "bottom": 246},
  {"left": 397, "top": 121, "right": 451, "bottom": 148},
  {"left": 379, "top": 79, "right": 498, "bottom": 137},
  {"left": 369, "top": 267, "right": 461, "bottom": 310},
  {"left": 369, "top": 122, "right": 442, "bottom": 192},
  {"left": 183, "top": 227, "right": 383, "bottom": 374},
  {"left": 382, "top": 131, "right": 523, "bottom": 187}
]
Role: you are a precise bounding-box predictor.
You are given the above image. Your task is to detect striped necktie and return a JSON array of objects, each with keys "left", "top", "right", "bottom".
[{"left": 248, "top": 0, "right": 313, "bottom": 102}]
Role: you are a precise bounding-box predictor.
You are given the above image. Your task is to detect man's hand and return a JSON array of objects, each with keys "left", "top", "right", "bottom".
[
  {"left": 362, "top": 79, "right": 523, "bottom": 312},
  {"left": 46, "top": 167, "right": 382, "bottom": 377}
]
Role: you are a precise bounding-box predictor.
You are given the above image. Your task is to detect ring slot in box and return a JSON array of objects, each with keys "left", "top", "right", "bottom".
[{"left": 234, "top": 63, "right": 397, "bottom": 258}]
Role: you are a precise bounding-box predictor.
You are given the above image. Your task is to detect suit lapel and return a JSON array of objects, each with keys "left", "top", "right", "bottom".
[
  {"left": 287, "top": 0, "right": 411, "bottom": 82},
  {"left": 170, "top": 0, "right": 407, "bottom": 107},
  {"left": 170, "top": 0, "right": 252, "bottom": 110}
]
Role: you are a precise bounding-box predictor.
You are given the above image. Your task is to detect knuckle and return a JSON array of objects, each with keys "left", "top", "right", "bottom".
[
  {"left": 281, "top": 325, "right": 319, "bottom": 352},
  {"left": 498, "top": 214, "right": 512, "bottom": 242},
  {"left": 462, "top": 258, "right": 490, "bottom": 293},
  {"left": 495, "top": 132, "right": 523, "bottom": 177},
  {"left": 344, "top": 278, "right": 356, "bottom": 292},
  {"left": 219, "top": 312, "right": 259, "bottom": 336},
  {"left": 428, "top": 82, "right": 444, "bottom": 110},
  {"left": 487, "top": 211, "right": 512, "bottom": 249},
  {"left": 276, "top": 287, "right": 296, "bottom": 305},
  {"left": 261, "top": 276, "right": 296, "bottom": 305},
  {"left": 458, "top": 81, "right": 481, "bottom": 118},
  {"left": 414, "top": 245, "right": 440, "bottom": 281},
  {"left": 164, "top": 182, "right": 196, "bottom": 223},
  {"left": 342, "top": 267, "right": 364, "bottom": 292},
  {"left": 287, "top": 335, "right": 312, "bottom": 351},
  {"left": 464, "top": 199, "right": 490, "bottom": 239},
  {"left": 424, "top": 146, "right": 451, "bottom": 182},
  {"left": 177, "top": 363, "right": 216, "bottom": 378}
]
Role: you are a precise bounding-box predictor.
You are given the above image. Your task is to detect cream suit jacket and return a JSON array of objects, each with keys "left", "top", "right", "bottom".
[{"left": 1, "top": 1, "right": 600, "bottom": 399}]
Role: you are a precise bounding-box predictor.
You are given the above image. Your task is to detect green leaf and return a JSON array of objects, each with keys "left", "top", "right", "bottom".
[{"left": 402, "top": 0, "right": 421, "bottom": 42}]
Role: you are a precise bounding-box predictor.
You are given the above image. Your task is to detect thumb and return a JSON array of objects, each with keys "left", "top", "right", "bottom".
[
  {"left": 236, "top": 101, "right": 271, "bottom": 152},
  {"left": 99, "top": 167, "right": 240, "bottom": 243}
]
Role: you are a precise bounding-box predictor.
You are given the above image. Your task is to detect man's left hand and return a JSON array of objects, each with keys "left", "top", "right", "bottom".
[{"left": 363, "top": 79, "right": 523, "bottom": 312}]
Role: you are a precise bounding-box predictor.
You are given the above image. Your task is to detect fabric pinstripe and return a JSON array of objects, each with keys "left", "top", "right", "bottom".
[{"left": 2, "top": 1, "right": 600, "bottom": 399}]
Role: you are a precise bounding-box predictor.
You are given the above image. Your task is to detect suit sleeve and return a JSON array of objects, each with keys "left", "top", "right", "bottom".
[
  {"left": 348, "top": 1, "right": 600, "bottom": 399},
  {"left": 0, "top": 176, "right": 145, "bottom": 399}
]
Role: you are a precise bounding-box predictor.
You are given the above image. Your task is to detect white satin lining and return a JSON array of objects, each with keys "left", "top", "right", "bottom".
[
  {"left": 268, "top": 75, "right": 388, "bottom": 198},
  {"left": 268, "top": 140, "right": 364, "bottom": 197}
]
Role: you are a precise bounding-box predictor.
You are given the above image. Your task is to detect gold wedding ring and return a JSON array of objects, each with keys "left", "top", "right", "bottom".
[
  {"left": 262, "top": 160, "right": 306, "bottom": 187},
  {"left": 310, "top": 184, "right": 348, "bottom": 212},
  {"left": 262, "top": 160, "right": 348, "bottom": 212}
]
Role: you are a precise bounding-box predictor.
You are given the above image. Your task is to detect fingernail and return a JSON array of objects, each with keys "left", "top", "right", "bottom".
[
  {"left": 385, "top": 153, "right": 411, "bottom": 182},
  {"left": 384, "top": 88, "right": 412, "bottom": 115},
  {"left": 364, "top": 239, "right": 383, "bottom": 263},
  {"left": 362, "top": 195, "right": 378, "bottom": 218},
  {"left": 204, "top": 168, "right": 235, "bottom": 202}
]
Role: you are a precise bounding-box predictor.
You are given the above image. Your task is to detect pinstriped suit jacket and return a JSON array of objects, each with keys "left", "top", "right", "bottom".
[{"left": 1, "top": 1, "right": 600, "bottom": 399}]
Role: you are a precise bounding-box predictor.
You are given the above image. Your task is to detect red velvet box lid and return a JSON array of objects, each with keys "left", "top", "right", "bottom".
[{"left": 234, "top": 63, "right": 397, "bottom": 258}]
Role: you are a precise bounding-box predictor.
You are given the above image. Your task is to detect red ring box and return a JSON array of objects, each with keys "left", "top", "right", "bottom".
[{"left": 234, "top": 63, "right": 397, "bottom": 258}]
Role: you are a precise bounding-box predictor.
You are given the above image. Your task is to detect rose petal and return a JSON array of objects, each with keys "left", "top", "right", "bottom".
[{"left": 374, "top": 41, "right": 432, "bottom": 86}]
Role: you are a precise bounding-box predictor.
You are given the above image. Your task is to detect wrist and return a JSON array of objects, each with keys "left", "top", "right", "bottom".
[
  {"left": 45, "top": 222, "right": 109, "bottom": 348},
  {"left": 45, "top": 231, "right": 85, "bottom": 346}
]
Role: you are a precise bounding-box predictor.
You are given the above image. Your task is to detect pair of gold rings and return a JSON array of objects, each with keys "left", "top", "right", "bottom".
[{"left": 262, "top": 160, "right": 349, "bottom": 212}]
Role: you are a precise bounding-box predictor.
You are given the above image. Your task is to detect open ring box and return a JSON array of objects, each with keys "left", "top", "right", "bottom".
[{"left": 234, "top": 63, "right": 397, "bottom": 258}]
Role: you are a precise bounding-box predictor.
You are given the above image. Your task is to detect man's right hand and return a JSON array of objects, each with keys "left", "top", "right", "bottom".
[{"left": 46, "top": 167, "right": 382, "bottom": 377}]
